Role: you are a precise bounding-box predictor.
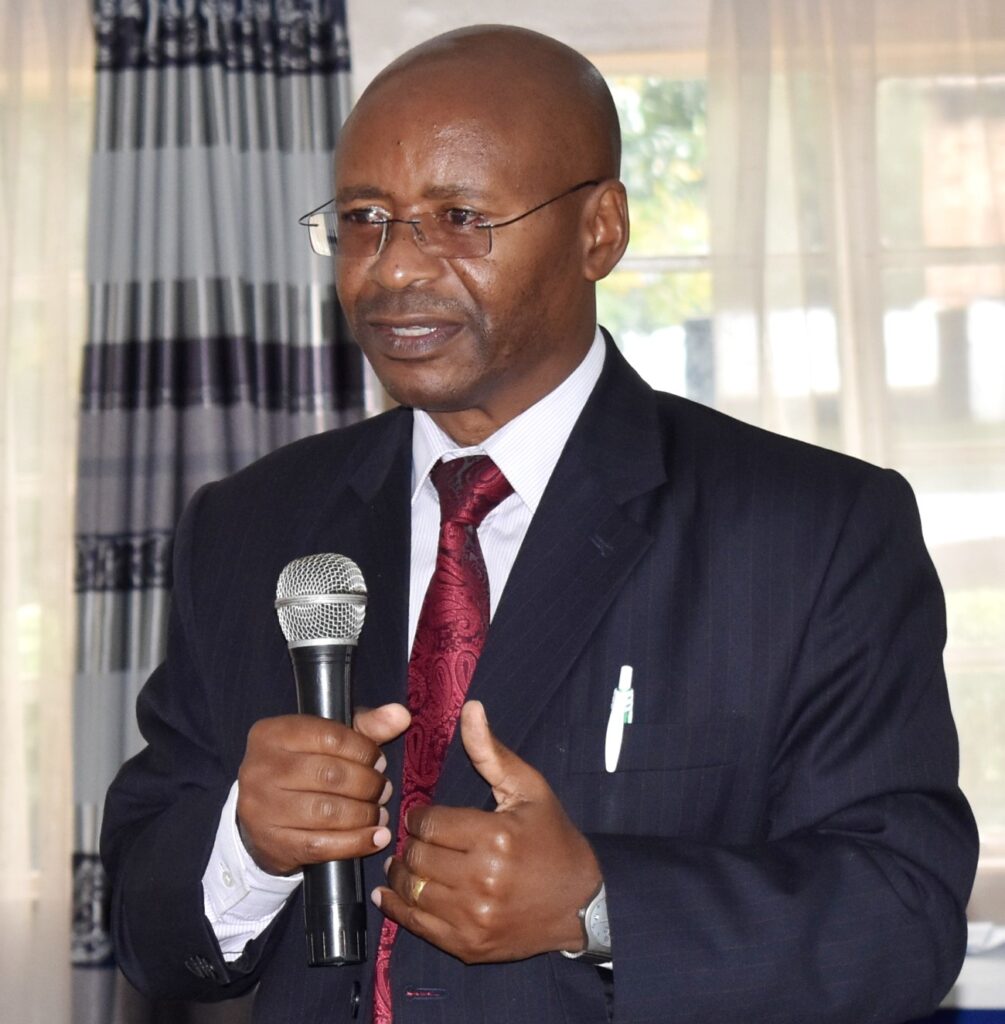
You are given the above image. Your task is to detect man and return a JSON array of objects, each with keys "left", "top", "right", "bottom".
[{"left": 101, "top": 24, "right": 978, "bottom": 1024}]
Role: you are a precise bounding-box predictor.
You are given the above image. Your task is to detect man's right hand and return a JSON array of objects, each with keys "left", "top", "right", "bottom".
[{"left": 236, "top": 702, "right": 411, "bottom": 876}]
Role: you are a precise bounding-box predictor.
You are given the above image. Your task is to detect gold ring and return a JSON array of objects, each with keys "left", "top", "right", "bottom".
[{"left": 409, "top": 876, "right": 429, "bottom": 906}]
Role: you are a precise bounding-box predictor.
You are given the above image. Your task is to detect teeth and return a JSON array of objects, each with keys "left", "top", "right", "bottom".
[{"left": 391, "top": 325, "right": 437, "bottom": 336}]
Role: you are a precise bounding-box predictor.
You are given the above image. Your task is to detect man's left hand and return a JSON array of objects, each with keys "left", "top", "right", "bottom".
[{"left": 373, "top": 700, "right": 602, "bottom": 963}]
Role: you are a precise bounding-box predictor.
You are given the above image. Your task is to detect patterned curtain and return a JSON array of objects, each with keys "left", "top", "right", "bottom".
[{"left": 72, "top": 0, "right": 360, "bottom": 1019}]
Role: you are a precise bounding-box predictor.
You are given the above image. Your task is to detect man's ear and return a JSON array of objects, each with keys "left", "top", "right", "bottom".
[{"left": 580, "top": 180, "right": 630, "bottom": 282}]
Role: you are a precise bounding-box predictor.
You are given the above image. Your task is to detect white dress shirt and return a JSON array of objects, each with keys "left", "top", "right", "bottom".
[{"left": 203, "top": 329, "right": 606, "bottom": 960}]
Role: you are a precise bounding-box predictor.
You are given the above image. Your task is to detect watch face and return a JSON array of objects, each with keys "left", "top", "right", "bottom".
[{"left": 586, "top": 894, "right": 611, "bottom": 948}]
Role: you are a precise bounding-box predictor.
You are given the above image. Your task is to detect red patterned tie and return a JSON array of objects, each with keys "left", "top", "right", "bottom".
[{"left": 372, "top": 456, "right": 514, "bottom": 1023}]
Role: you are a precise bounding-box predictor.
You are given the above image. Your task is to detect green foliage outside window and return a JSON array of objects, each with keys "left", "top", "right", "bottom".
[{"left": 598, "top": 77, "right": 711, "bottom": 343}]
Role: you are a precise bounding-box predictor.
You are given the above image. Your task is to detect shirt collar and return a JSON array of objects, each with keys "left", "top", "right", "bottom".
[{"left": 411, "top": 326, "right": 606, "bottom": 513}]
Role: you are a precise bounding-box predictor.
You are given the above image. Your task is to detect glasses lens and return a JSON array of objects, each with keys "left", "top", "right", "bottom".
[
  {"left": 302, "top": 209, "right": 493, "bottom": 259},
  {"left": 338, "top": 217, "right": 390, "bottom": 258},
  {"left": 303, "top": 212, "right": 386, "bottom": 258},
  {"left": 303, "top": 212, "right": 338, "bottom": 257},
  {"left": 419, "top": 213, "right": 491, "bottom": 259}
]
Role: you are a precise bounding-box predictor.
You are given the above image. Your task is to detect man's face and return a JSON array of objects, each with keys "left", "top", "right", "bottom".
[{"left": 333, "top": 74, "right": 597, "bottom": 443}]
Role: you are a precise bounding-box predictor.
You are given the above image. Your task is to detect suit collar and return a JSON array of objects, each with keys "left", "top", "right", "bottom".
[
  {"left": 573, "top": 328, "right": 669, "bottom": 505},
  {"left": 342, "top": 329, "right": 664, "bottom": 507},
  {"left": 295, "top": 409, "right": 414, "bottom": 714},
  {"left": 346, "top": 406, "right": 413, "bottom": 505}
]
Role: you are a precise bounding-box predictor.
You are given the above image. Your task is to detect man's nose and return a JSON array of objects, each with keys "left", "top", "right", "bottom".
[{"left": 368, "top": 220, "right": 443, "bottom": 290}]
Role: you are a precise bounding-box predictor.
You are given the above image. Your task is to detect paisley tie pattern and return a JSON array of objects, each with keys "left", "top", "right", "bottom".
[{"left": 372, "top": 456, "right": 513, "bottom": 1023}]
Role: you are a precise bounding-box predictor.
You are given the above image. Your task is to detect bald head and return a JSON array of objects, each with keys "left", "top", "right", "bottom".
[
  {"left": 332, "top": 25, "right": 630, "bottom": 444},
  {"left": 345, "top": 25, "right": 621, "bottom": 183}
]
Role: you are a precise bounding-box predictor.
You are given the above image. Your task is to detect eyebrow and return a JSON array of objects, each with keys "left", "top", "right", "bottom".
[
  {"left": 334, "top": 185, "right": 389, "bottom": 203},
  {"left": 334, "top": 183, "right": 493, "bottom": 204},
  {"left": 423, "top": 184, "right": 492, "bottom": 202}
]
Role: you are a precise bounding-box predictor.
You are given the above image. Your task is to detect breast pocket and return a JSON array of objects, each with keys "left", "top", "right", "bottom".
[
  {"left": 560, "top": 715, "right": 745, "bottom": 840},
  {"left": 567, "top": 717, "right": 741, "bottom": 775}
]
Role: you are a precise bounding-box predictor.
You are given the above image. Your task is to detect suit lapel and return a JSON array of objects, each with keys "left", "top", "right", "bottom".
[
  {"left": 436, "top": 340, "right": 670, "bottom": 807},
  {"left": 299, "top": 408, "right": 413, "bottom": 713}
]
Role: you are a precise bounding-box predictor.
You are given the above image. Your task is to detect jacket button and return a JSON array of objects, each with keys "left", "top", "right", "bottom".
[{"left": 349, "top": 980, "right": 361, "bottom": 1019}]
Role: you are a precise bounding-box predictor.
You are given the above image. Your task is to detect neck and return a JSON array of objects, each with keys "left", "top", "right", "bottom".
[{"left": 428, "top": 329, "right": 598, "bottom": 446}]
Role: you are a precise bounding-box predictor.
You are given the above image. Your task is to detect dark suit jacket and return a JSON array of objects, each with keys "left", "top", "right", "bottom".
[{"left": 102, "top": 336, "right": 978, "bottom": 1024}]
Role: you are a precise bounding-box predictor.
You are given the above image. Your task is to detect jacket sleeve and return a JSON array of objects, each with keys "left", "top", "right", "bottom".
[
  {"left": 100, "top": 482, "right": 290, "bottom": 1001},
  {"left": 592, "top": 468, "right": 978, "bottom": 1024}
]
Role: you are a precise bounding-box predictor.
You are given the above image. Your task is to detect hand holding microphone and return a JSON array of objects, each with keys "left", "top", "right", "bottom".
[
  {"left": 234, "top": 554, "right": 410, "bottom": 965},
  {"left": 237, "top": 554, "right": 596, "bottom": 970}
]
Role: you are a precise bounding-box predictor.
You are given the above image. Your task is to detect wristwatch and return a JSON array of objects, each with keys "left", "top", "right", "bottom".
[{"left": 560, "top": 882, "right": 611, "bottom": 964}]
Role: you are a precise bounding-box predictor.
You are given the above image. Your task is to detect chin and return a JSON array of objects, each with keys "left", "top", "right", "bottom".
[{"left": 378, "top": 378, "right": 461, "bottom": 414}]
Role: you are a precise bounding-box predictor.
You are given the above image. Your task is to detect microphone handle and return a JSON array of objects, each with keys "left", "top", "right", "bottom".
[{"left": 289, "top": 643, "right": 367, "bottom": 966}]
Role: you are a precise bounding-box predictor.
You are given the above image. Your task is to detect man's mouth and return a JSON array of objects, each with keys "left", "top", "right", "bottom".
[{"left": 365, "top": 318, "right": 465, "bottom": 356}]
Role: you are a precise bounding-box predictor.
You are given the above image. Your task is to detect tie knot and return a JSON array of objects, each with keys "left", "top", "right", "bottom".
[{"left": 430, "top": 456, "right": 513, "bottom": 527}]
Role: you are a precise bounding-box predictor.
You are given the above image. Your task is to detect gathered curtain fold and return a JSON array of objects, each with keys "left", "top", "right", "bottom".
[
  {"left": 73, "top": 1, "right": 360, "bottom": 1020},
  {"left": 0, "top": 0, "right": 94, "bottom": 1015},
  {"left": 0, "top": 0, "right": 93, "bottom": 1019}
]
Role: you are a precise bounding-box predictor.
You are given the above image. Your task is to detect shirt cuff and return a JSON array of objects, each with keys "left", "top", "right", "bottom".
[{"left": 202, "top": 780, "right": 302, "bottom": 959}]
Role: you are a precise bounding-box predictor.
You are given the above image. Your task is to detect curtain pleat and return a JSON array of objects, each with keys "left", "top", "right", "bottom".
[
  {"left": 73, "top": 2, "right": 359, "bottom": 1020},
  {"left": 0, "top": 0, "right": 92, "bottom": 1018}
]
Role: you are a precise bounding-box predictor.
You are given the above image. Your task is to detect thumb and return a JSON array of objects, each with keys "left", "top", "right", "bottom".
[
  {"left": 460, "top": 701, "right": 547, "bottom": 811},
  {"left": 354, "top": 702, "right": 411, "bottom": 745}
]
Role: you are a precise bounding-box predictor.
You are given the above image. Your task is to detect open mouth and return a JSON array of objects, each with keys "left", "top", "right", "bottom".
[
  {"left": 366, "top": 318, "right": 465, "bottom": 356},
  {"left": 389, "top": 325, "right": 440, "bottom": 338}
]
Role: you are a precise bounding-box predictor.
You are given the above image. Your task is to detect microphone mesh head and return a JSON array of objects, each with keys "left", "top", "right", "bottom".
[{"left": 275, "top": 553, "right": 367, "bottom": 645}]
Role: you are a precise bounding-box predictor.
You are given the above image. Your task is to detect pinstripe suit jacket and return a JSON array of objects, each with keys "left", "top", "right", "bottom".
[{"left": 102, "top": 336, "right": 978, "bottom": 1023}]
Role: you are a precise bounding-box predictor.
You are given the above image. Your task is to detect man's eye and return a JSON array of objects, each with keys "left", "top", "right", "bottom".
[
  {"left": 440, "top": 208, "right": 485, "bottom": 229},
  {"left": 341, "top": 207, "right": 388, "bottom": 226}
]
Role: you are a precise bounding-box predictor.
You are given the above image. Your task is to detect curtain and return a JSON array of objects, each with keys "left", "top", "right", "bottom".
[
  {"left": 0, "top": 0, "right": 94, "bottom": 1020},
  {"left": 706, "top": 0, "right": 1005, "bottom": 948},
  {"left": 73, "top": 0, "right": 361, "bottom": 1019},
  {"left": 708, "top": 0, "right": 890, "bottom": 460}
]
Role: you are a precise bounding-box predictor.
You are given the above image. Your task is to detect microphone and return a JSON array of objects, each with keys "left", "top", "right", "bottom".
[{"left": 275, "top": 553, "right": 368, "bottom": 967}]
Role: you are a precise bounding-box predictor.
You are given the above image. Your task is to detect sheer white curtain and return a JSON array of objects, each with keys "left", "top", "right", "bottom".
[
  {"left": 0, "top": 0, "right": 93, "bottom": 1019},
  {"left": 706, "top": 0, "right": 1005, "bottom": 938}
]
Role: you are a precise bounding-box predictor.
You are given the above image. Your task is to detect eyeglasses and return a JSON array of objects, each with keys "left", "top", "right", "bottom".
[{"left": 298, "top": 179, "right": 600, "bottom": 260}]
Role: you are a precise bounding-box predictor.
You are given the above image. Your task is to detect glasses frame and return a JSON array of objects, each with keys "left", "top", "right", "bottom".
[{"left": 298, "top": 179, "right": 602, "bottom": 259}]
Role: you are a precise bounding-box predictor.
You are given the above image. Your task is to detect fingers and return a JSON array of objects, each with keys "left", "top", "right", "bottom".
[
  {"left": 372, "top": 880, "right": 454, "bottom": 957},
  {"left": 383, "top": 838, "right": 475, "bottom": 936},
  {"left": 265, "top": 824, "right": 391, "bottom": 868},
  {"left": 248, "top": 713, "right": 382, "bottom": 766},
  {"left": 385, "top": 856, "right": 451, "bottom": 909},
  {"left": 245, "top": 704, "right": 410, "bottom": 765},
  {"left": 239, "top": 723, "right": 389, "bottom": 807},
  {"left": 236, "top": 711, "right": 400, "bottom": 875},
  {"left": 399, "top": 835, "right": 467, "bottom": 891},
  {"left": 286, "top": 750, "right": 389, "bottom": 801},
  {"left": 374, "top": 856, "right": 467, "bottom": 962},
  {"left": 265, "top": 788, "right": 389, "bottom": 833},
  {"left": 375, "top": 847, "right": 513, "bottom": 966},
  {"left": 370, "top": 705, "right": 600, "bottom": 963},
  {"left": 405, "top": 804, "right": 495, "bottom": 852},
  {"left": 237, "top": 787, "right": 393, "bottom": 875}
]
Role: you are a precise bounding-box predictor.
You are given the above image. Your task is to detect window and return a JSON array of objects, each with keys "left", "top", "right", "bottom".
[
  {"left": 595, "top": 52, "right": 1005, "bottom": 877},
  {"left": 877, "top": 73, "right": 1005, "bottom": 846},
  {"left": 596, "top": 64, "right": 712, "bottom": 402}
]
